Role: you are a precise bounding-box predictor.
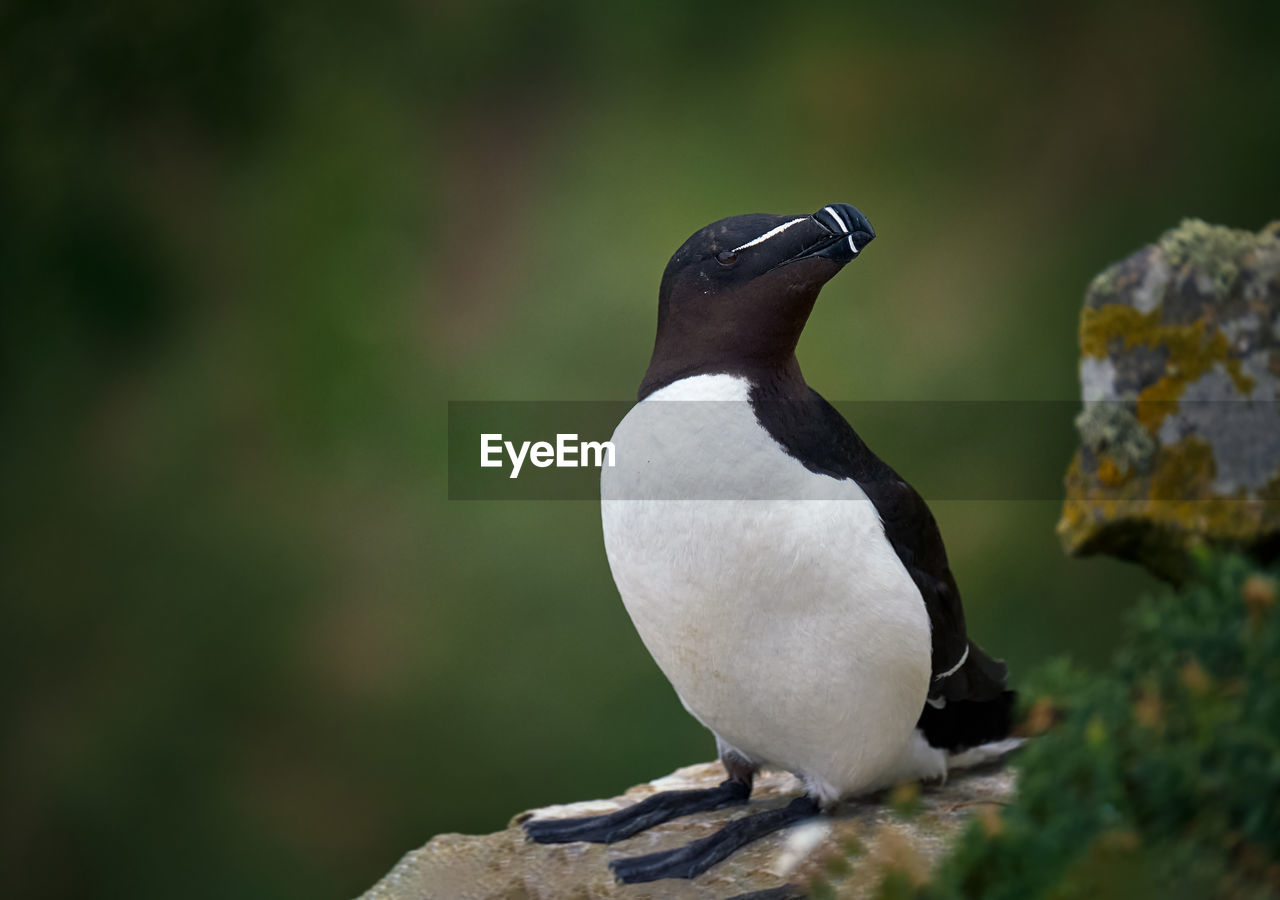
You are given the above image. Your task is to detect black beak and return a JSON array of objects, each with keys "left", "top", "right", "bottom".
[
  {"left": 778, "top": 203, "right": 875, "bottom": 267},
  {"left": 811, "top": 203, "right": 875, "bottom": 264}
]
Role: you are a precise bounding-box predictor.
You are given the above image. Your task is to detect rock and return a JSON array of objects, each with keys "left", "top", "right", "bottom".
[
  {"left": 358, "top": 761, "right": 1016, "bottom": 900},
  {"left": 1058, "top": 219, "right": 1280, "bottom": 582}
]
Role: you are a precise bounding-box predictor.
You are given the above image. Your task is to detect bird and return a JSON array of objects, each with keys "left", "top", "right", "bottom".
[{"left": 524, "top": 203, "right": 1017, "bottom": 884}]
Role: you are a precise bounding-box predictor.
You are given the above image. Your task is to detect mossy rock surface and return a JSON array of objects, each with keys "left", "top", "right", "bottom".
[{"left": 1059, "top": 219, "right": 1280, "bottom": 582}]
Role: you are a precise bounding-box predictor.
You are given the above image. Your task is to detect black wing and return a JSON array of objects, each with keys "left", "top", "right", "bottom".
[{"left": 748, "top": 383, "right": 1009, "bottom": 709}]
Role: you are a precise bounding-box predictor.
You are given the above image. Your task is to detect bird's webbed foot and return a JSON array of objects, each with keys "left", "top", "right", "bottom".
[
  {"left": 610, "top": 794, "right": 820, "bottom": 883},
  {"left": 523, "top": 778, "right": 751, "bottom": 845}
]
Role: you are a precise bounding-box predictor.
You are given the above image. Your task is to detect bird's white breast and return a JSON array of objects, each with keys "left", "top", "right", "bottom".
[{"left": 600, "top": 374, "right": 932, "bottom": 801}]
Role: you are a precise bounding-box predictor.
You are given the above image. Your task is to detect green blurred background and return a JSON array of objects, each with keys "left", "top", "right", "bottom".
[{"left": 3, "top": 2, "right": 1278, "bottom": 898}]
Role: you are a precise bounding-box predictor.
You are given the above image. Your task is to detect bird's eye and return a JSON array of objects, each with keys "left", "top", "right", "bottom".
[{"left": 716, "top": 250, "right": 738, "bottom": 266}]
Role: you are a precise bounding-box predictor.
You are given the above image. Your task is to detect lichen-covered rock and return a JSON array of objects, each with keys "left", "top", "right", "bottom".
[
  {"left": 357, "top": 761, "right": 1015, "bottom": 900},
  {"left": 1058, "top": 219, "right": 1280, "bottom": 582}
]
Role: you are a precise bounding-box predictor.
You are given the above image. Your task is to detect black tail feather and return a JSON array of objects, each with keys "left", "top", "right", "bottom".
[
  {"left": 917, "top": 689, "right": 1016, "bottom": 752},
  {"left": 937, "top": 640, "right": 1009, "bottom": 703}
]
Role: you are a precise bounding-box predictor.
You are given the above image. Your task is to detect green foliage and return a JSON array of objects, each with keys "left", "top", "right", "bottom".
[{"left": 888, "top": 556, "right": 1280, "bottom": 899}]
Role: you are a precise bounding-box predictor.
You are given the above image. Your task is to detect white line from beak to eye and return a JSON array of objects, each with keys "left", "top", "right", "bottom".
[{"left": 731, "top": 217, "right": 809, "bottom": 253}]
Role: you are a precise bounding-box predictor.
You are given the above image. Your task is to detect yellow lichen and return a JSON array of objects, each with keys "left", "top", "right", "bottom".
[
  {"left": 1059, "top": 434, "right": 1278, "bottom": 571},
  {"left": 1079, "top": 305, "right": 1236, "bottom": 429},
  {"left": 1058, "top": 454, "right": 1098, "bottom": 553},
  {"left": 1138, "top": 438, "right": 1268, "bottom": 541},
  {"left": 1225, "top": 359, "right": 1256, "bottom": 396},
  {"left": 1079, "top": 305, "right": 1153, "bottom": 358},
  {"left": 1081, "top": 306, "right": 1228, "bottom": 368},
  {"left": 1097, "top": 455, "right": 1128, "bottom": 487},
  {"left": 1149, "top": 437, "right": 1217, "bottom": 501}
]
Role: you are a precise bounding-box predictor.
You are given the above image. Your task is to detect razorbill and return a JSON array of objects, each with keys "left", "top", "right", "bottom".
[{"left": 525, "top": 204, "right": 1016, "bottom": 883}]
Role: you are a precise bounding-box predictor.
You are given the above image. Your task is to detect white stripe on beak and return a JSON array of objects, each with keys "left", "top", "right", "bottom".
[
  {"left": 731, "top": 217, "right": 809, "bottom": 253},
  {"left": 823, "top": 205, "right": 849, "bottom": 234}
]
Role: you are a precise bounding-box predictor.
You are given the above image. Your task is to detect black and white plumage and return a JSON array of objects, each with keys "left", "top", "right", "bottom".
[{"left": 526, "top": 204, "right": 1016, "bottom": 882}]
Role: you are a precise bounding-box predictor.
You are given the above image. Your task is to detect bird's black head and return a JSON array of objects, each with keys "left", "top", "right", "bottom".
[{"left": 639, "top": 204, "right": 875, "bottom": 399}]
